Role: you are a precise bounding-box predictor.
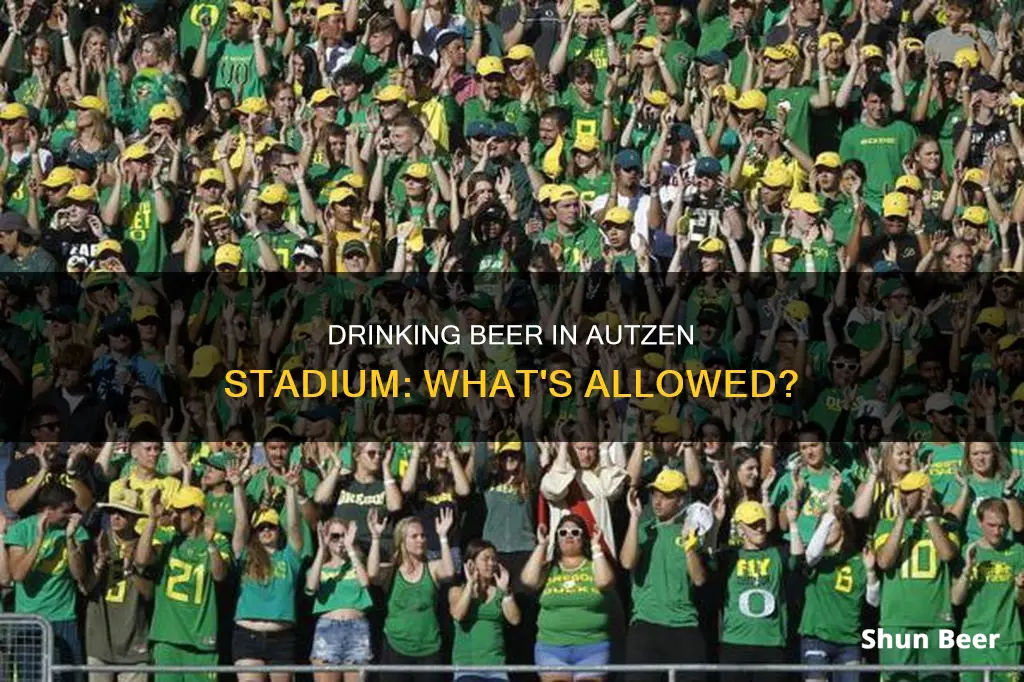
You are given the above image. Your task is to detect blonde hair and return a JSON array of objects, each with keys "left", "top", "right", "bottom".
[{"left": 391, "top": 516, "right": 424, "bottom": 566}]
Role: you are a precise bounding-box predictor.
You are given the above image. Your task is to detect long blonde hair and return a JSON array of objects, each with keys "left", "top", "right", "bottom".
[{"left": 391, "top": 517, "right": 424, "bottom": 566}]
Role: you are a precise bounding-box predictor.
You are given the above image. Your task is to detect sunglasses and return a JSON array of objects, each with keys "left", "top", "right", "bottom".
[
  {"left": 216, "top": 265, "right": 238, "bottom": 272},
  {"left": 979, "top": 324, "right": 1004, "bottom": 334},
  {"left": 256, "top": 524, "right": 278, "bottom": 533},
  {"left": 482, "top": 74, "right": 504, "bottom": 83},
  {"left": 225, "top": 441, "right": 245, "bottom": 449},
  {"left": 328, "top": 533, "right": 344, "bottom": 541},
  {"left": 558, "top": 528, "right": 583, "bottom": 538},
  {"left": 294, "top": 255, "right": 319, "bottom": 265},
  {"left": 833, "top": 361, "right": 860, "bottom": 371}
]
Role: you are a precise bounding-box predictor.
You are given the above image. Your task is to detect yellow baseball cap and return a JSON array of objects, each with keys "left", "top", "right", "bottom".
[
  {"left": 603, "top": 206, "right": 632, "bottom": 225},
  {"left": 310, "top": 88, "right": 340, "bottom": 106},
  {"left": 637, "top": 35, "right": 658, "bottom": 50},
  {"left": 1013, "top": 383, "right": 1024, "bottom": 403},
  {"left": 258, "top": 183, "right": 289, "bottom": 205},
  {"left": 764, "top": 44, "right": 797, "bottom": 62},
  {"left": 895, "top": 174, "right": 923, "bottom": 192},
  {"left": 954, "top": 47, "right": 979, "bottom": 69},
  {"left": 645, "top": 90, "right": 670, "bottom": 107},
  {"left": 229, "top": 1, "right": 254, "bottom": 18},
  {"left": 253, "top": 5, "right": 271, "bottom": 20},
  {"left": 769, "top": 238, "right": 799, "bottom": 255},
  {"left": 316, "top": 2, "right": 342, "bottom": 19},
  {"left": 898, "top": 471, "right": 930, "bottom": 493},
  {"left": 340, "top": 173, "right": 366, "bottom": 189},
  {"left": 169, "top": 486, "right": 207, "bottom": 511},
  {"left": 149, "top": 102, "right": 179, "bottom": 122},
  {"left": 638, "top": 396, "right": 671, "bottom": 414},
  {"left": 189, "top": 345, "right": 223, "bottom": 378},
  {"left": 404, "top": 162, "right": 431, "bottom": 180},
  {"left": 374, "top": 85, "right": 408, "bottom": 103},
  {"left": 734, "top": 500, "right": 768, "bottom": 525},
  {"left": 789, "top": 192, "right": 822, "bottom": 215},
  {"left": 506, "top": 44, "right": 535, "bottom": 61},
  {"left": 786, "top": 300, "right": 811, "bottom": 321},
  {"left": 901, "top": 37, "right": 924, "bottom": 52},
  {"left": 814, "top": 151, "right": 841, "bottom": 168},
  {"left": 132, "top": 305, "right": 159, "bottom": 322},
  {"left": 0, "top": 103, "right": 28, "bottom": 121},
  {"left": 253, "top": 508, "right": 281, "bottom": 527},
  {"left": 643, "top": 352, "right": 665, "bottom": 369},
  {"left": 882, "top": 192, "right": 910, "bottom": 218},
  {"left": 998, "top": 334, "right": 1022, "bottom": 351},
  {"left": 235, "top": 97, "right": 270, "bottom": 115},
  {"left": 573, "top": 0, "right": 600, "bottom": 12},
  {"left": 215, "top": 243, "right": 243, "bottom": 268},
  {"left": 977, "top": 306, "right": 1007, "bottom": 328},
  {"left": 203, "top": 205, "right": 230, "bottom": 222},
  {"left": 199, "top": 168, "right": 226, "bottom": 186},
  {"left": 477, "top": 56, "right": 505, "bottom": 77},
  {"left": 818, "top": 32, "right": 844, "bottom": 49},
  {"left": 329, "top": 186, "right": 357, "bottom": 204},
  {"left": 649, "top": 468, "right": 688, "bottom": 494},
  {"left": 697, "top": 236, "right": 726, "bottom": 253},
  {"left": 861, "top": 44, "right": 884, "bottom": 60},
  {"left": 550, "top": 185, "right": 580, "bottom": 203},
  {"left": 74, "top": 95, "right": 109, "bottom": 115},
  {"left": 712, "top": 83, "right": 738, "bottom": 102},
  {"left": 761, "top": 166, "right": 792, "bottom": 189},
  {"left": 67, "top": 184, "right": 97, "bottom": 202},
  {"left": 122, "top": 143, "right": 153, "bottom": 161},
  {"left": 96, "top": 238, "right": 122, "bottom": 255},
  {"left": 962, "top": 206, "right": 989, "bottom": 226},
  {"left": 42, "top": 166, "right": 75, "bottom": 188},
  {"left": 734, "top": 89, "right": 767, "bottom": 111},
  {"left": 962, "top": 168, "right": 986, "bottom": 185},
  {"left": 538, "top": 184, "right": 559, "bottom": 203},
  {"left": 652, "top": 415, "right": 683, "bottom": 436}
]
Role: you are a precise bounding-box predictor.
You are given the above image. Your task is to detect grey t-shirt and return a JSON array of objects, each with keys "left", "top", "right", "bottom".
[{"left": 924, "top": 27, "right": 997, "bottom": 64}]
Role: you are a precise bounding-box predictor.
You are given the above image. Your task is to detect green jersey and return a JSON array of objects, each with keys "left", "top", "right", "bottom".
[
  {"left": 765, "top": 87, "right": 815, "bottom": 160},
  {"left": 309, "top": 560, "right": 374, "bottom": 615},
  {"left": 149, "top": 528, "right": 232, "bottom": 650},
  {"left": 770, "top": 466, "right": 855, "bottom": 543},
  {"left": 719, "top": 545, "right": 790, "bottom": 647},
  {"left": 873, "top": 518, "right": 957, "bottom": 628},
  {"left": 961, "top": 542, "right": 1024, "bottom": 643},
  {"left": 798, "top": 547, "right": 869, "bottom": 644},
  {"left": 239, "top": 227, "right": 301, "bottom": 271},
  {"left": 919, "top": 441, "right": 963, "bottom": 486},
  {"left": 5, "top": 515, "right": 90, "bottom": 621},
  {"left": 205, "top": 491, "right": 235, "bottom": 535},
  {"left": 121, "top": 189, "right": 167, "bottom": 272},
  {"left": 462, "top": 96, "right": 527, "bottom": 137},
  {"left": 209, "top": 40, "right": 264, "bottom": 99},
  {"left": 538, "top": 560, "right": 611, "bottom": 646},
  {"left": 235, "top": 545, "right": 302, "bottom": 623},
  {"left": 537, "top": 221, "right": 603, "bottom": 272},
  {"left": 630, "top": 516, "right": 699, "bottom": 628}
]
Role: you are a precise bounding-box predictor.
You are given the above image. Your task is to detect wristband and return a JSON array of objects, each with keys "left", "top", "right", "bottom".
[
  {"left": 440, "top": 538, "right": 450, "bottom": 545},
  {"left": 384, "top": 478, "right": 396, "bottom": 486}
]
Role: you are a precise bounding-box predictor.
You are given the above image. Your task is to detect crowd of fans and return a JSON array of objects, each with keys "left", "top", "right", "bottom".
[{"left": 4, "top": 0, "right": 1024, "bottom": 679}]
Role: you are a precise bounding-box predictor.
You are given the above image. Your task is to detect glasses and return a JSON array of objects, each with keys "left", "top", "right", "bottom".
[
  {"left": 256, "top": 525, "right": 277, "bottom": 533},
  {"left": 328, "top": 533, "right": 344, "bottom": 541},
  {"left": 979, "top": 324, "right": 1004, "bottom": 334},
  {"left": 34, "top": 421, "right": 60, "bottom": 431},
  {"left": 225, "top": 441, "right": 245, "bottom": 449},
  {"left": 137, "top": 318, "right": 158, "bottom": 326},
  {"left": 557, "top": 528, "right": 583, "bottom": 538},
  {"left": 294, "top": 255, "right": 319, "bottom": 266},
  {"left": 833, "top": 361, "right": 860, "bottom": 371},
  {"left": 482, "top": 74, "right": 504, "bottom": 83}
]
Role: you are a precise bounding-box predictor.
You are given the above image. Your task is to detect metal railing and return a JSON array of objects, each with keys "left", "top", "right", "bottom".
[{"left": 48, "top": 663, "right": 1024, "bottom": 680}]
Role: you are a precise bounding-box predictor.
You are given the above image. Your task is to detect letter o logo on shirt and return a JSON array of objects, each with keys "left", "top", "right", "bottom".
[{"left": 738, "top": 588, "right": 776, "bottom": 618}]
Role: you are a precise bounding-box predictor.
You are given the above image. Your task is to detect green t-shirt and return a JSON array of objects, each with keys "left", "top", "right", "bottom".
[
  {"left": 537, "top": 221, "right": 603, "bottom": 272},
  {"left": 234, "top": 545, "right": 302, "bottom": 623},
  {"left": 873, "top": 517, "right": 957, "bottom": 628},
  {"left": 209, "top": 40, "right": 264, "bottom": 99},
  {"left": 765, "top": 87, "right": 815, "bottom": 160},
  {"left": 938, "top": 476, "right": 1011, "bottom": 544},
  {"left": 838, "top": 120, "right": 918, "bottom": 210},
  {"left": 462, "top": 96, "right": 527, "bottom": 137},
  {"left": 770, "top": 466, "right": 855, "bottom": 543},
  {"left": 149, "top": 528, "right": 232, "bottom": 650},
  {"left": 630, "top": 516, "right": 699, "bottom": 628},
  {"left": 205, "top": 490, "right": 235, "bottom": 535},
  {"left": 119, "top": 189, "right": 168, "bottom": 272},
  {"left": 719, "top": 545, "right": 790, "bottom": 647},
  {"left": 798, "top": 547, "right": 868, "bottom": 644},
  {"left": 239, "top": 227, "right": 301, "bottom": 271},
  {"left": 5, "top": 515, "right": 90, "bottom": 621},
  {"left": 538, "top": 560, "right": 611, "bottom": 646},
  {"left": 309, "top": 560, "right": 374, "bottom": 615},
  {"left": 961, "top": 542, "right": 1024, "bottom": 643},
  {"left": 919, "top": 441, "right": 964, "bottom": 488}
]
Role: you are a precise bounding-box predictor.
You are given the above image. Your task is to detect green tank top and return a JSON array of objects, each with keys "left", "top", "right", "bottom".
[
  {"left": 452, "top": 590, "right": 506, "bottom": 665},
  {"left": 383, "top": 565, "right": 441, "bottom": 656},
  {"left": 538, "top": 560, "right": 610, "bottom": 646},
  {"left": 310, "top": 561, "right": 374, "bottom": 615}
]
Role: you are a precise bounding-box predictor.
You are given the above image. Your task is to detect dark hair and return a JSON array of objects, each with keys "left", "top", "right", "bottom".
[
  {"left": 540, "top": 106, "right": 571, "bottom": 129},
  {"left": 38, "top": 483, "right": 75, "bottom": 510},
  {"left": 797, "top": 421, "right": 827, "bottom": 442},
  {"left": 56, "top": 343, "right": 93, "bottom": 375},
  {"left": 977, "top": 497, "right": 1009, "bottom": 522},
  {"left": 553, "top": 513, "right": 592, "bottom": 562},
  {"left": 841, "top": 159, "right": 867, "bottom": 182},
  {"left": 862, "top": 78, "right": 894, "bottom": 101},
  {"left": 569, "top": 59, "right": 597, "bottom": 82},
  {"left": 465, "top": 538, "right": 497, "bottom": 563},
  {"left": 831, "top": 343, "right": 860, "bottom": 363},
  {"left": 335, "top": 63, "right": 366, "bottom": 86},
  {"left": 407, "top": 55, "right": 436, "bottom": 89}
]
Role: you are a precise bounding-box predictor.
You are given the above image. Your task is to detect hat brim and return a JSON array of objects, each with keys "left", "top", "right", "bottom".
[{"left": 98, "top": 502, "right": 144, "bottom": 515}]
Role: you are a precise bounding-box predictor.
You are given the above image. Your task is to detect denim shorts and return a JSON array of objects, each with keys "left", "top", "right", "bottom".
[
  {"left": 534, "top": 640, "right": 610, "bottom": 678},
  {"left": 801, "top": 636, "right": 862, "bottom": 682},
  {"left": 310, "top": 616, "right": 372, "bottom": 664}
]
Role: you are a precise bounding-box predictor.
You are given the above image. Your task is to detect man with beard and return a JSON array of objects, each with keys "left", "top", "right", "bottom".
[{"left": 238, "top": 183, "right": 302, "bottom": 271}]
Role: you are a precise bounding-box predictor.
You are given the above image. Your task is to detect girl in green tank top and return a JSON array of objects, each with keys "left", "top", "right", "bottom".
[
  {"left": 306, "top": 517, "right": 374, "bottom": 682},
  {"left": 449, "top": 540, "right": 522, "bottom": 681},
  {"left": 369, "top": 511, "right": 456, "bottom": 673}
]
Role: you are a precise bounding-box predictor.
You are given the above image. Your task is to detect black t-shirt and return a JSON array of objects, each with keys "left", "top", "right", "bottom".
[
  {"left": 40, "top": 227, "right": 102, "bottom": 271},
  {"left": 859, "top": 232, "right": 922, "bottom": 271},
  {"left": 3, "top": 448, "right": 90, "bottom": 518},
  {"left": 951, "top": 117, "right": 1012, "bottom": 169}
]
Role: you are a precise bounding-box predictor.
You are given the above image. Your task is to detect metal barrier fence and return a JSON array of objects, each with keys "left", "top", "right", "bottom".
[
  {"left": 0, "top": 614, "right": 51, "bottom": 682},
  {"left": 46, "top": 664, "right": 1024, "bottom": 681}
]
